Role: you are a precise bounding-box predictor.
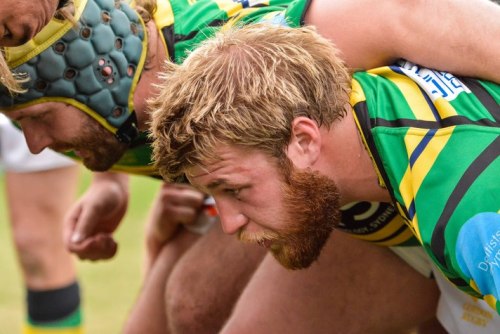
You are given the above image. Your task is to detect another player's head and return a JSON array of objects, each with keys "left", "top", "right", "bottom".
[{"left": 0, "top": 0, "right": 150, "bottom": 171}]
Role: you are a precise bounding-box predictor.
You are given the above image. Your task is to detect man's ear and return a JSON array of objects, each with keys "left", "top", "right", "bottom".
[
  {"left": 144, "top": 21, "right": 159, "bottom": 69},
  {"left": 286, "top": 117, "right": 321, "bottom": 169}
]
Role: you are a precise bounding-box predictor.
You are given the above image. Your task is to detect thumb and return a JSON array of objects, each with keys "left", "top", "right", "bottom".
[
  {"left": 69, "top": 202, "right": 99, "bottom": 245},
  {"left": 64, "top": 202, "right": 83, "bottom": 246}
]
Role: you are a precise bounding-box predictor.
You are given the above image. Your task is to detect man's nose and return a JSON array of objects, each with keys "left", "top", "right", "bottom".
[
  {"left": 215, "top": 199, "right": 248, "bottom": 235},
  {"left": 21, "top": 123, "right": 52, "bottom": 154}
]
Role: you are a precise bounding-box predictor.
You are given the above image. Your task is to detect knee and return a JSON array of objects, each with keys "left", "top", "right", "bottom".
[
  {"left": 165, "top": 265, "right": 224, "bottom": 334},
  {"left": 12, "top": 226, "right": 71, "bottom": 281},
  {"left": 165, "top": 273, "right": 207, "bottom": 333},
  {"left": 12, "top": 230, "right": 47, "bottom": 271}
]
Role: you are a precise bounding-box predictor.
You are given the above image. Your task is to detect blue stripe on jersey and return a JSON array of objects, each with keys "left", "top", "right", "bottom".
[
  {"left": 389, "top": 65, "right": 442, "bottom": 121},
  {"left": 419, "top": 86, "right": 442, "bottom": 121},
  {"left": 235, "top": 0, "right": 250, "bottom": 7},
  {"left": 409, "top": 128, "right": 437, "bottom": 168},
  {"left": 408, "top": 200, "right": 416, "bottom": 220}
]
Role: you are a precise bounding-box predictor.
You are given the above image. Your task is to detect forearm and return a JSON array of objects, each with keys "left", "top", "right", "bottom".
[
  {"left": 389, "top": 0, "right": 500, "bottom": 83},
  {"left": 307, "top": 0, "right": 500, "bottom": 82},
  {"left": 91, "top": 171, "right": 130, "bottom": 196}
]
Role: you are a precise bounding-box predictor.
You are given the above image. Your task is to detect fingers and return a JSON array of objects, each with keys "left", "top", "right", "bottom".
[
  {"left": 167, "top": 204, "right": 203, "bottom": 226},
  {"left": 145, "top": 183, "right": 205, "bottom": 247},
  {"left": 158, "top": 183, "right": 206, "bottom": 225},
  {"left": 67, "top": 233, "right": 118, "bottom": 261},
  {"left": 68, "top": 200, "right": 101, "bottom": 245},
  {"left": 63, "top": 202, "right": 84, "bottom": 247},
  {"left": 159, "top": 183, "right": 205, "bottom": 211}
]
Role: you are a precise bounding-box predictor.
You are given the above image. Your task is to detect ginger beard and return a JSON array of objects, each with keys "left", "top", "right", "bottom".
[{"left": 239, "top": 165, "right": 341, "bottom": 270}]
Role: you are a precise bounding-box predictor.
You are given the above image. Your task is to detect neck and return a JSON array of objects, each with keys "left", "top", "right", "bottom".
[
  {"left": 318, "top": 108, "right": 391, "bottom": 205},
  {"left": 133, "top": 20, "right": 167, "bottom": 131}
]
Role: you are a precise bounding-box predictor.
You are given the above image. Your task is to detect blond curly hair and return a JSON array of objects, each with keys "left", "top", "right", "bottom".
[{"left": 150, "top": 24, "right": 351, "bottom": 182}]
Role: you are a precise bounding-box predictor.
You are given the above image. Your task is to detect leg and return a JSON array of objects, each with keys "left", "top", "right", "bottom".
[
  {"left": 166, "top": 224, "right": 266, "bottom": 334},
  {"left": 124, "top": 182, "right": 206, "bottom": 333},
  {"left": 6, "top": 165, "right": 82, "bottom": 333},
  {"left": 222, "top": 231, "right": 440, "bottom": 334},
  {"left": 123, "top": 229, "right": 200, "bottom": 334}
]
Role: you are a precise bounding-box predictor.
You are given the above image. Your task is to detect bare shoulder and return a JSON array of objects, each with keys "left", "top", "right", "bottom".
[{"left": 304, "top": 0, "right": 500, "bottom": 82}]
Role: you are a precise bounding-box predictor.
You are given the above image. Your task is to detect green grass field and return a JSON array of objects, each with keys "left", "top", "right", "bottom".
[{"left": 0, "top": 168, "right": 162, "bottom": 334}]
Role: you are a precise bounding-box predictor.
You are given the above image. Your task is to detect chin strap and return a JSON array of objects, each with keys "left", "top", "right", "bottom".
[
  {"left": 116, "top": 112, "right": 139, "bottom": 144},
  {"left": 57, "top": 0, "right": 70, "bottom": 9}
]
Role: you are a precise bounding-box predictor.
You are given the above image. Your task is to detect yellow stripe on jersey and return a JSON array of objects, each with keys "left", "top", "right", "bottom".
[
  {"left": 378, "top": 227, "right": 415, "bottom": 246},
  {"left": 153, "top": 0, "right": 175, "bottom": 28},
  {"left": 350, "top": 78, "right": 366, "bottom": 106},
  {"left": 217, "top": 1, "right": 274, "bottom": 30},
  {"left": 152, "top": 0, "right": 175, "bottom": 57},
  {"left": 469, "top": 280, "right": 498, "bottom": 311},
  {"left": 369, "top": 68, "right": 437, "bottom": 122},
  {"left": 214, "top": 0, "right": 244, "bottom": 17},
  {"left": 390, "top": 202, "right": 421, "bottom": 245},
  {"left": 398, "top": 166, "right": 421, "bottom": 241},
  {"left": 399, "top": 127, "right": 455, "bottom": 242},
  {"left": 351, "top": 216, "right": 415, "bottom": 246},
  {"left": 434, "top": 97, "right": 459, "bottom": 118},
  {"left": 223, "top": 8, "right": 261, "bottom": 30},
  {"left": 484, "top": 294, "right": 499, "bottom": 312},
  {"left": 406, "top": 127, "right": 454, "bottom": 190}
]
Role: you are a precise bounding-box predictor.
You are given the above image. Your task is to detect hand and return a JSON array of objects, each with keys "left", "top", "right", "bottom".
[
  {"left": 145, "top": 182, "right": 205, "bottom": 268},
  {"left": 64, "top": 172, "right": 129, "bottom": 261}
]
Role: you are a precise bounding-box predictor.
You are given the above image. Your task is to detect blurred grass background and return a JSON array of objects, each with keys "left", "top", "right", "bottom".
[{"left": 0, "top": 168, "right": 162, "bottom": 334}]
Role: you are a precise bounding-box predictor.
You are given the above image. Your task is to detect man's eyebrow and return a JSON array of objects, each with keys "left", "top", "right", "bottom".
[{"left": 206, "top": 178, "right": 229, "bottom": 191}]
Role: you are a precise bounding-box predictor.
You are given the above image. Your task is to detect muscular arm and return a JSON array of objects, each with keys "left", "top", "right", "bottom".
[{"left": 307, "top": 0, "right": 500, "bottom": 82}]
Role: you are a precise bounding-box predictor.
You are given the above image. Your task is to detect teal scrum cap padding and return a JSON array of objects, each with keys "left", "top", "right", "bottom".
[{"left": 0, "top": 0, "right": 148, "bottom": 143}]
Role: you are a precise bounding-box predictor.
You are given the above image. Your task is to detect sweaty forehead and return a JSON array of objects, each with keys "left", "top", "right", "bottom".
[
  {"left": 186, "top": 159, "right": 237, "bottom": 184},
  {"left": 186, "top": 145, "right": 275, "bottom": 185},
  {"left": 185, "top": 154, "right": 242, "bottom": 186}
]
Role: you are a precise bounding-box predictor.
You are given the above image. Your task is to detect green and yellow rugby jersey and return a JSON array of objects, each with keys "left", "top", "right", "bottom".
[
  {"left": 351, "top": 60, "right": 500, "bottom": 312},
  {"left": 150, "top": 0, "right": 311, "bottom": 63}
]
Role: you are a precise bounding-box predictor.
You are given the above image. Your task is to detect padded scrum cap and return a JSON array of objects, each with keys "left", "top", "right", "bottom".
[{"left": 0, "top": 0, "right": 148, "bottom": 143}]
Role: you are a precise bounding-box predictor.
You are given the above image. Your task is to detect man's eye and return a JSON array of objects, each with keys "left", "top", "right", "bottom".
[{"left": 224, "top": 188, "right": 240, "bottom": 196}]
